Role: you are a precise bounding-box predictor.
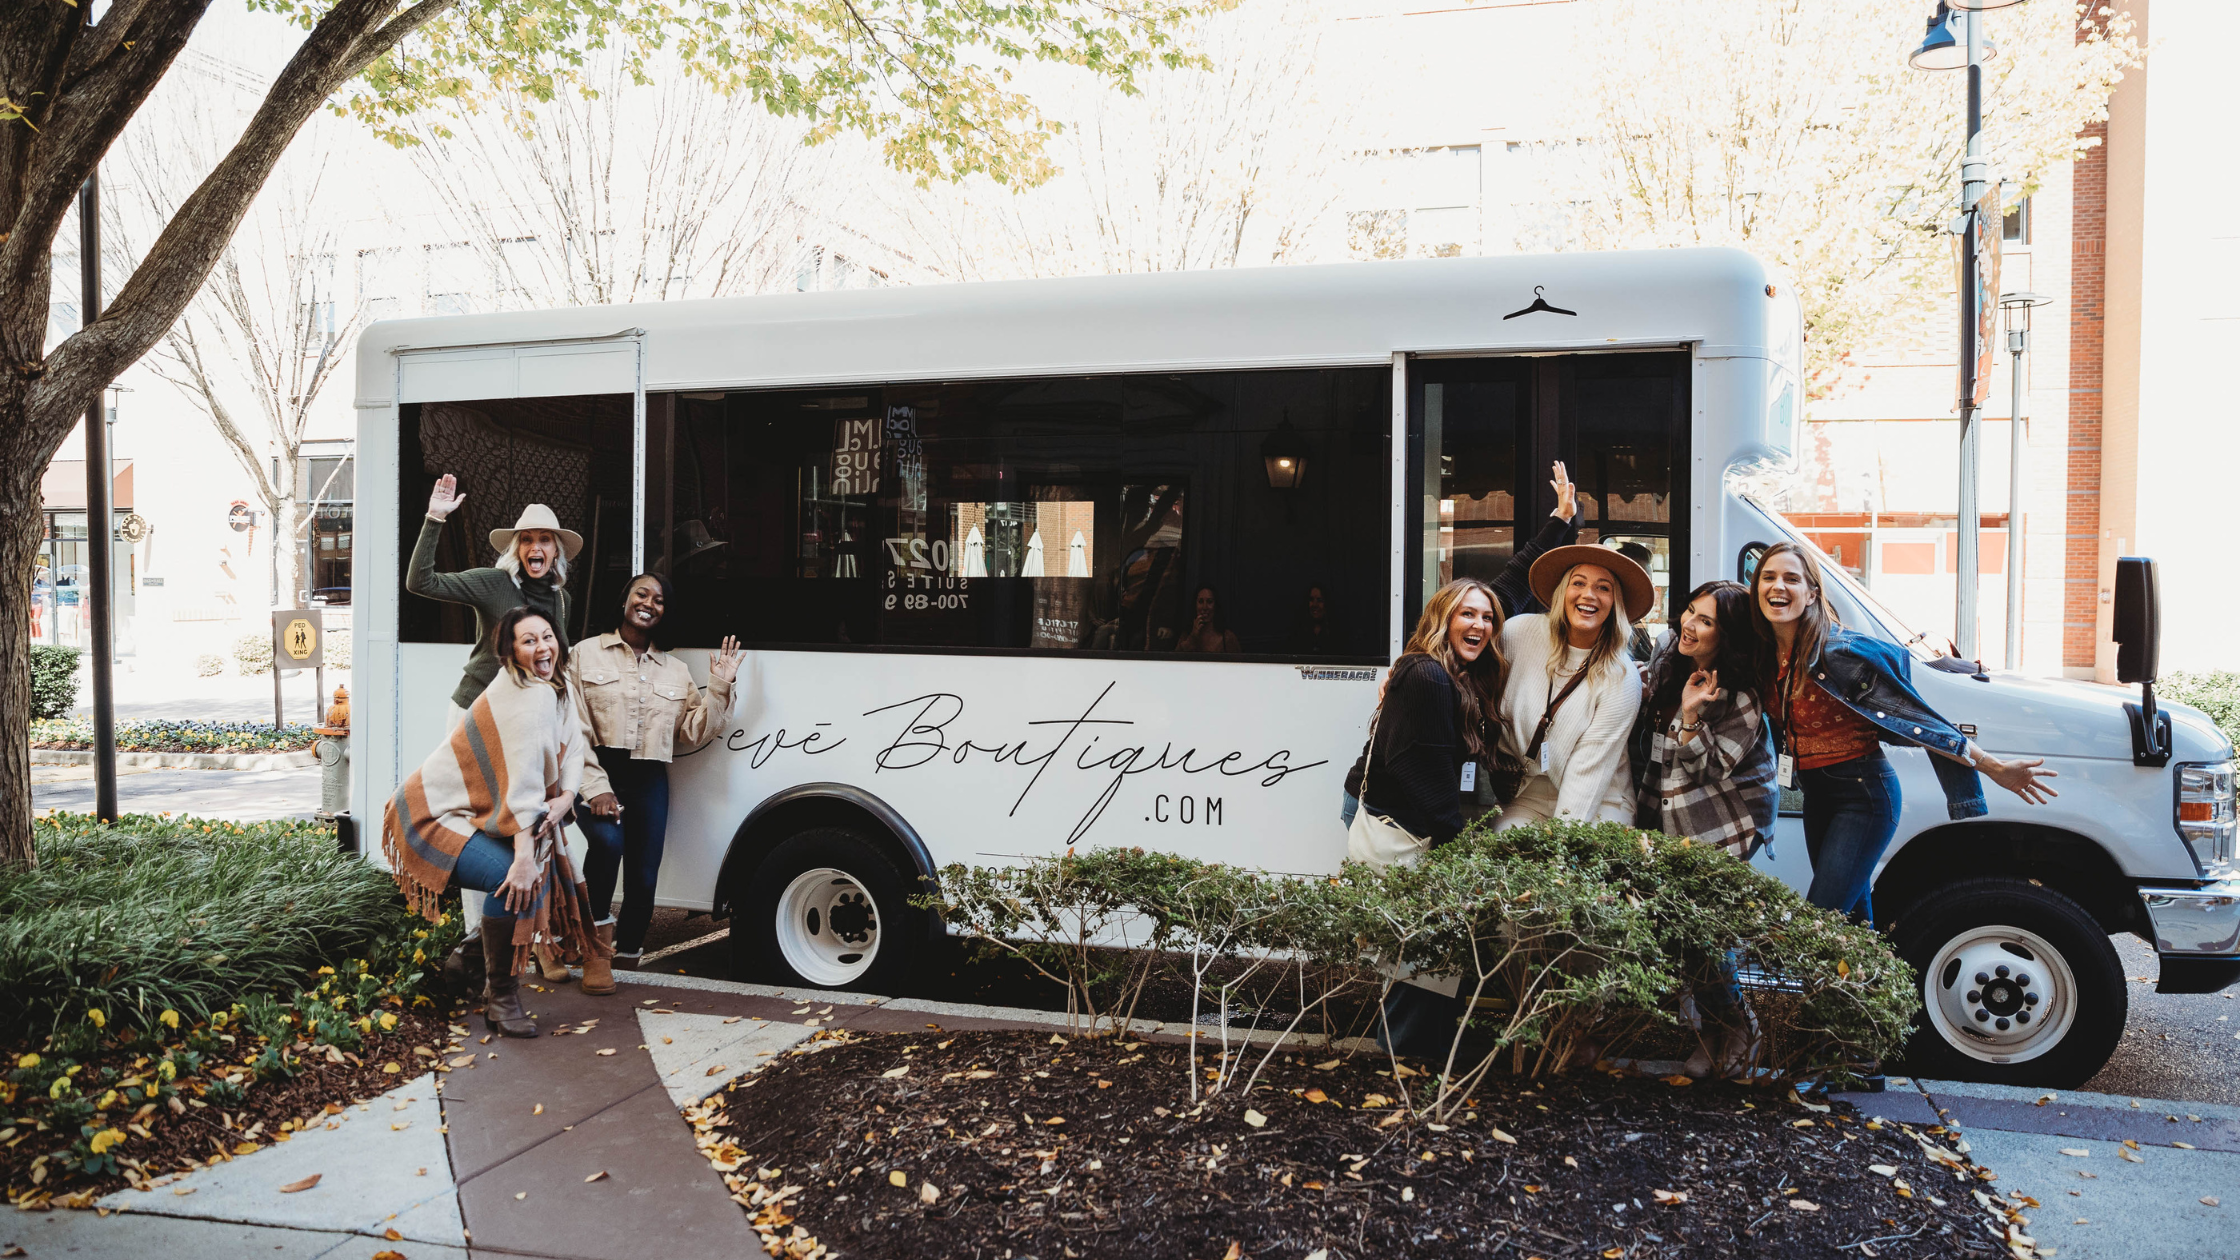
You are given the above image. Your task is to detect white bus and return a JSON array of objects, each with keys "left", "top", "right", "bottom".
[{"left": 352, "top": 249, "right": 2238, "bottom": 1087}]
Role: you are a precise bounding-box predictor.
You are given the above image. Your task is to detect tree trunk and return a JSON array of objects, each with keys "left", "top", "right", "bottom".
[
  {"left": 0, "top": 451, "right": 46, "bottom": 869},
  {"left": 276, "top": 487, "right": 304, "bottom": 607}
]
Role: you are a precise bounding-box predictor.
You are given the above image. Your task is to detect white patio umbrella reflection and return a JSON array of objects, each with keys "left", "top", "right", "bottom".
[
  {"left": 1067, "top": 530, "right": 1089, "bottom": 577},
  {"left": 1022, "top": 529, "right": 1046, "bottom": 577},
  {"left": 961, "top": 525, "right": 988, "bottom": 577}
]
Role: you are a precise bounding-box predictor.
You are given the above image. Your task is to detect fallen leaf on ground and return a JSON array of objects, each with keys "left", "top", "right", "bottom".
[
  {"left": 1303, "top": 1089, "right": 1328, "bottom": 1104},
  {"left": 918, "top": 1181, "right": 940, "bottom": 1205},
  {"left": 1314, "top": 1060, "right": 1340, "bottom": 1071},
  {"left": 1661, "top": 1075, "right": 1692, "bottom": 1087},
  {"left": 1221, "top": 1244, "right": 1243, "bottom": 1260},
  {"left": 1653, "top": 1188, "right": 1687, "bottom": 1204},
  {"left": 514, "top": 1191, "right": 526, "bottom": 1200},
  {"left": 373, "top": 1253, "right": 406, "bottom": 1260},
  {"left": 2204, "top": 1197, "right": 2222, "bottom": 1207},
  {"left": 882, "top": 1067, "right": 910, "bottom": 1079},
  {"left": 595, "top": 1049, "right": 617, "bottom": 1057},
  {"left": 585, "top": 1171, "right": 609, "bottom": 1183},
  {"left": 890, "top": 1170, "right": 909, "bottom": 1187},
  {"left": 1788, "top": 1199, "right": 1819, "bottom": 1211},
  {"left": 532, "top": 1104, "right": 543, "bottom": 1116},
  {"left": 2118, "top": 1148, "right": 2145, "bottom": 1164},
  {"left": 2059, "top": 1149, "right": 2090, "bottom": 1158},
  {"left": 1243, "top": 1110, "right": 1267, "bottom": 1128},
  {"left": 1491, "top": 1128, "right": 1517, "bottom": 1145},
  {"left": 2174, "top": 1141, "right": 2196, "bottom": 1149},
  {"left": 278, "top": 1174, "right": 321, "bottom": 1194},
  {"left": 707, "top": 1065, "right": 729, "bottom": 1076},
  {"left": 381, "top": 1063, "right": 400, "bottom": 1074},
  {"left": 1868, "top": 1164, "right": 1898, "bottom": 1177},
  {"left": 384, "top": 1228, "right": 403, "bottom": 1241}
]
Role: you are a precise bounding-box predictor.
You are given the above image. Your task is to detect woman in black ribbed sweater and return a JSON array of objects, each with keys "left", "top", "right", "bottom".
[{"left": 1343, "top": 576, "right": 1506, "bottom": 1058}]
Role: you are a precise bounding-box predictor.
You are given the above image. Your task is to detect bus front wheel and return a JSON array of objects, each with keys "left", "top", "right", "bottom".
[
  {"left": 1890, "top": 877, "right": 2126, "bottom": 1088},
  {"left": 734, "top": 826, "right": 925, "bottom": 994}
]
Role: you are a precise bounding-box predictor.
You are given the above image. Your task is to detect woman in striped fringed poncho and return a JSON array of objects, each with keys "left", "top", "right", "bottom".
[{"left": 383, "top": 607, "right": 609, "bottom": 1037}]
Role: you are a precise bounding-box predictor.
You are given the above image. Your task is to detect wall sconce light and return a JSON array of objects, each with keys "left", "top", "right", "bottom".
[{"left": 1262, "top": 420, "right": 1306, "bottom": 491}]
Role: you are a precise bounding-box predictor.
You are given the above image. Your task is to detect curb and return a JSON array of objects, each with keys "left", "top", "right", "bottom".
[
  {"left": 31, "top": 748, "right": 320, "bottom": 771},
  {"left": 610, "top": 968, "right": 1378, "bottom": 1051}
]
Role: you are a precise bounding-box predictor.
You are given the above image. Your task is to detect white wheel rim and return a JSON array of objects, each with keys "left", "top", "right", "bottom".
[
  {"left": 1921, "top": 923, "right": 2078, "bottom": 1065},
  {"left": 775, "top": 867, "right": 881, "bottom": 987}
]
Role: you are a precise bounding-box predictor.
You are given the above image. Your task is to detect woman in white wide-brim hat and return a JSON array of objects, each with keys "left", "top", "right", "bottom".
[
  {"left": 1491, "top": 542, "right": 1655, "bottom": 829},
  {"left": 407, "top": 475, "right": 586, "bottom": 975}
]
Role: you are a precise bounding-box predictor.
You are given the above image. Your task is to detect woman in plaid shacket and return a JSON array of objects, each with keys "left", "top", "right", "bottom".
[
  {"left": 1630, "top": 579, "right": 1777, "bottom": 1078},
  {"left": 1632, "top": 580, "right": 1778, "bottom": 855}
]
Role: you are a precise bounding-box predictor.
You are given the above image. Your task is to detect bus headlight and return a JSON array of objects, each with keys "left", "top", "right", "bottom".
[{"left": 2175, "top": 760, "right": 2236, "bottom": 877}]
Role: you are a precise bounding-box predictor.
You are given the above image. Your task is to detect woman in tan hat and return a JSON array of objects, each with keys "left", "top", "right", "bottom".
[
  {"left": 408, "top": 473, "right": 584, "bottom": 976},
  {"left": 1491, "top": 542, "right": 1654, "bottom": 828}
]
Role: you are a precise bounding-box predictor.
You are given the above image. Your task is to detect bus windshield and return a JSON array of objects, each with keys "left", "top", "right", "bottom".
[{"left": 1742, "top": 496, "right": 1950, "bottom": 664}]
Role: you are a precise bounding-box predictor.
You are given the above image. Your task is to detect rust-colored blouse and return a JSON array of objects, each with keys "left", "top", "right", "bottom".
[{"left": 1768, "top": 666, "right": 1883, "bottom": 770}]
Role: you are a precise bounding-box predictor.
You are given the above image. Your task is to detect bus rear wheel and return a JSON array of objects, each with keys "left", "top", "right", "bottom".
[
  {"left": 1890, "top": 877, "right": 2125, "bottom": 1088},
  {"left": 734, "top": 827, "right": 925, "bottom": 994}
]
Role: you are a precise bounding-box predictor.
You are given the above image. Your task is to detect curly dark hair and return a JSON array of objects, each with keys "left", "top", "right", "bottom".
[{"left": 1645, "top": 580, "right": 1763, "bottom": 723}]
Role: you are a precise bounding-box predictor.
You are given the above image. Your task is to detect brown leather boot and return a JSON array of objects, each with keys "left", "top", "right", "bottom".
[
  {"left": 480, "top": 916, "right": 538, "bottom": 1038},
  {"left": 579, "top": 921, "right": 617, "bottom": 996}
]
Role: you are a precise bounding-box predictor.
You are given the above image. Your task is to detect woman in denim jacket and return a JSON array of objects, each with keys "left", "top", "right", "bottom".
[{"left": 1752, "top": 542, "right": 2058, "bottom": 926}]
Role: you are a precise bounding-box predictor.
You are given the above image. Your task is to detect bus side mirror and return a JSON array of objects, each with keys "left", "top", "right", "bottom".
[
  {"left": 2113, "top": 557, "right": 2159, "bottom": 684},
  {"left": 2114, "top": 557, "right": 2170, "bottom": 766}
]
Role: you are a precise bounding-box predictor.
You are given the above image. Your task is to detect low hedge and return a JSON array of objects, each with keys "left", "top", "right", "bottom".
[
  {"left": 924, "top": 819, "right": 1914, "bottom": 1112},
  {"left": 0, "top": 813, "right": 422, "bottom": 1038},
  {"left": 30, "top": 719, "right": 317, "bottom": 753},
  {"left": 30, "top": 646, "right": 80, "bottom": 720}
]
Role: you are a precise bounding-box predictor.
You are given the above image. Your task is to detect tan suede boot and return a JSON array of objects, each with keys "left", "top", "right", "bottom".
[
  {"left": 534, "top": 940, "right": 571, "bottom": 984},
  {"left": 580, "top": 922, "right": 618, "bottom": 996}
]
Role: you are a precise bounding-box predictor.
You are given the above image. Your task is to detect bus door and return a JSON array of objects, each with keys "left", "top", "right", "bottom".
[{"left": 1406, "top": 352, "right": 1690, "bottom": 645}]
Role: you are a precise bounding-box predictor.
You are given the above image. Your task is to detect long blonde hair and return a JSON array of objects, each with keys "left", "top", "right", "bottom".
[
  {"left": 1404, "top": 578, "right": 1505, "bottom": 756},
  {"left": 1542, "top": 561, "right": 1635, "bottom": 687}
]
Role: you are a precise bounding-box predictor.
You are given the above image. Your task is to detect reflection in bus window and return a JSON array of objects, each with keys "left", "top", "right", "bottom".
[{"left": 655, "top": 369, "right": 1388, "bottom": 658}]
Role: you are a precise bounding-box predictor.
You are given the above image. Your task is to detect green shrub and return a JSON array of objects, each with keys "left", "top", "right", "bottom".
[
  {"left": 0, "top": 813, "right": 404, "bottom": 1037},
  {"left": 2163, "top": 671, "right": 2240, "bottom": 751},
  {"left": 233, "top": 632, "right": 273, "bottom": 676},
  {"left": 924, "top": 820, "right": 1915, "bottom": 1111},
  {"left": 29, "top": 645, "right": 81, "bottom": 719}
]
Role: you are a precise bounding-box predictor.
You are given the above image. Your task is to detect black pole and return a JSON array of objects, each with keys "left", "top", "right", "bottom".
[{"left": 80, "top": 172, "right": 118, "bottom": 824}]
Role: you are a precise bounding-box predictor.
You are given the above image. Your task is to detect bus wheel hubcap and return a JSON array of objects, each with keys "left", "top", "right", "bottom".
[
  {"left": 776, "top": 867, "right": 880, "bottom": 987},
  {"left": 1924, "top": 925, "right": 2076, "bottom": 1064}
]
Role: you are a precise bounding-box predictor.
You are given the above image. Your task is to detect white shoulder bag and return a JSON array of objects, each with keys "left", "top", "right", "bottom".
[{"left": 1346, "top": 689, "right": 1433, "bottom": 872}]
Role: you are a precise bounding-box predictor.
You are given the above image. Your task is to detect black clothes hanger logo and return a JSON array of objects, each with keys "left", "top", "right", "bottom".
[{"left": 1502, "top": 286, "right": 1577, "bottom": 319}]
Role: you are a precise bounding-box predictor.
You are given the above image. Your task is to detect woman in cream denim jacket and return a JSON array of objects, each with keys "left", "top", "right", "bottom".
[{"left": 558, "top": 573, "right": 741, "bottom": 986}]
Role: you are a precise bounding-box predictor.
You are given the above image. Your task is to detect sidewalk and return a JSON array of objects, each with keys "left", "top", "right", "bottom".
[
  {"left": 1830, "top": 1076, "right": 2237, "bottom": 1259},
  {"left": 12, "top": 973, "right": 2232, "bottom": 1259},
  {"left": 8, "top": 973, "right": 1094, "bottom": 1260}
]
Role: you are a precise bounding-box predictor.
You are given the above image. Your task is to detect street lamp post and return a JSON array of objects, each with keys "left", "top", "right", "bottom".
[
  {"left": 1912, "top": 0, "right": 2019, "bottom": 661},
  {"left": 2000, "top": 291, "right": 2052, "bottom": 670}
]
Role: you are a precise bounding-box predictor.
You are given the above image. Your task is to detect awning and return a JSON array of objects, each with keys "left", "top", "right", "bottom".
[{"left": 41, "top": 460, "right": 133, "bottom": 511}]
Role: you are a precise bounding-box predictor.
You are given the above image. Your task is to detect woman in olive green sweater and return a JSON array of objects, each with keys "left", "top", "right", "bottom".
[
  {"left": 408, "top": 474, "right": 580, "bottom": 717},
  {"left": 409, "top": 472, "right": 583, "bottom": 967}
]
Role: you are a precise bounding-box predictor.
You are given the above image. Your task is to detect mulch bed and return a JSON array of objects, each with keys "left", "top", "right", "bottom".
[
  {"left": 699, "top": 1029, "right": 2029, "bottom": 1259},
  {"left": 2, "top": 1008, "right": 456, "bottom": 1209}
]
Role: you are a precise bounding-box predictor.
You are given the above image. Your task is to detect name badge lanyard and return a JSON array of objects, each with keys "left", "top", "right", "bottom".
[
  {"left": 1528, "top": 664, "right": 1592, "bottom": 776},
  {"left": 1776, "top": 658, "right": 1798, "bottom": 789}
]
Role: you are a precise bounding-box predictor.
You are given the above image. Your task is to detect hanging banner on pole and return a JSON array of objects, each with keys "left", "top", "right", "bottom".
[{"left": 1960, "top": 186, "right": 2002, "bottom": 408}]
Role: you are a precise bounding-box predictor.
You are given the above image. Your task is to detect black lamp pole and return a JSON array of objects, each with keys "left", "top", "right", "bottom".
[{"left": 80, "top": 169, "right": 118, "bottom": 823}]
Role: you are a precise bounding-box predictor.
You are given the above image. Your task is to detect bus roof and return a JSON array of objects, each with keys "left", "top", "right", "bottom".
[{"left": 353, "top": 247, "right": 1797, "bottom": 406}]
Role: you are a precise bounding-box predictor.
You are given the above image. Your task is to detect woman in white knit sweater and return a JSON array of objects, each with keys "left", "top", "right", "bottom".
[{"left": 1494, "top": 543, "right": 1655, "bottom": 828}]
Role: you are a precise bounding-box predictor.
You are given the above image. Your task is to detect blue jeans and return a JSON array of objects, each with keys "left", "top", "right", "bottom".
[
  {"left": 1799, "top": 751, "right": 1901, "bottom": 927},
  {"left": 578, "top": 749, "right": 670, "bottom": 954},
  {"left": 448, "top": 831, "right": 522, "bottom": 924},
  {"left": 1340, "top": 792, "right": 1359, "bottom": 827}
]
